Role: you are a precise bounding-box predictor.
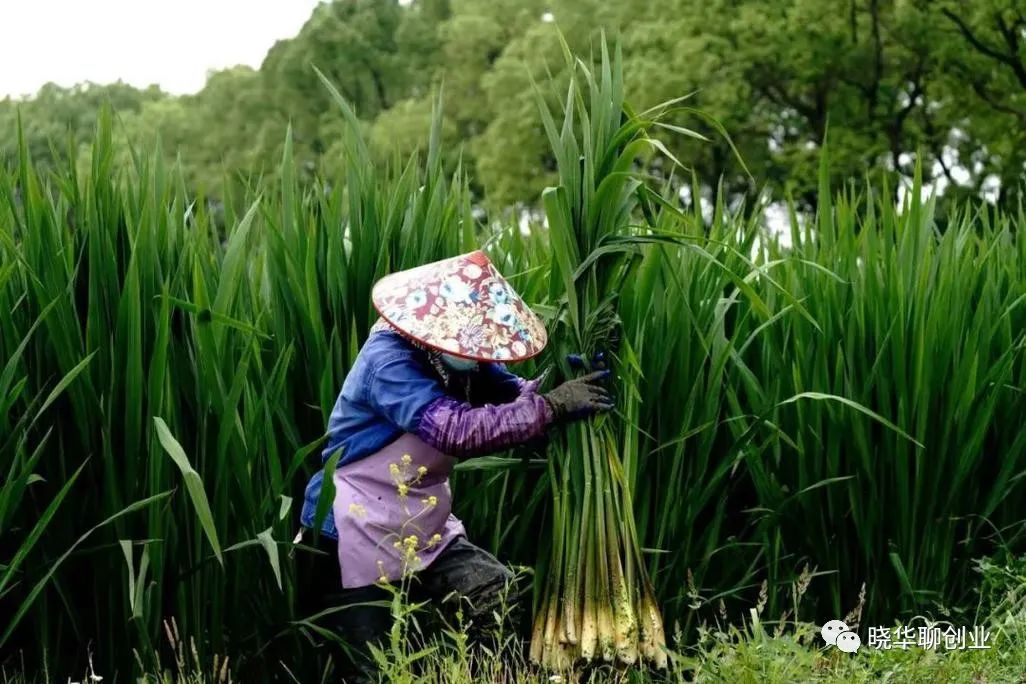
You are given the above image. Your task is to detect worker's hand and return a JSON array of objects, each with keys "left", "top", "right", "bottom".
[
  {"left": 567, "top": 351, "right": 608, "bottom": 373},
  {"left": 543, "top": 370, "right": 614, "bottom": 423}
]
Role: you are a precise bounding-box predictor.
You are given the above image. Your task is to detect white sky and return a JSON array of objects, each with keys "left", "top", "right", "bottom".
[{"left": 1, "top": 1, "right": 322, "bottom": 98}]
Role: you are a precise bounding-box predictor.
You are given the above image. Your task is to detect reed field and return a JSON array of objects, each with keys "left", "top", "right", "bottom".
[{"left": 3, "top": 43, "right": 1026, "bottom": 682}]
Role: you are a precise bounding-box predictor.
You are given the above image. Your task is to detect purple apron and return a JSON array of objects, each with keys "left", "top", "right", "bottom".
[{"left": 332, "top": 432, "right": 466, "bottom": 588}]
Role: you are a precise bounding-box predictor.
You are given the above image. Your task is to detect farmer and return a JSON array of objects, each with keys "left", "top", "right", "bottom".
[{"left": 297, "top": 250, "right": 612, "bottom": 682}]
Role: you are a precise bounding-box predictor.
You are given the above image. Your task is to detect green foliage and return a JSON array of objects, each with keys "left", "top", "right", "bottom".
[
  {"left": 7, "top": 595, "right": 1026, "bottom": 683},
  {"left": 3, "top": 30, "right": 1026, "bottom": 683},
  {"left": 5, "top": 1, "right": 1026, "bottom": 209},
  {"left": 740, "top": 171, "right": 1026, "bottom": 621},
  {"left": 0, "top": 81, "right": 165, "bottom": 169},
  {"left": 0, "top": 86, "right": 471, "bottom": 679}
]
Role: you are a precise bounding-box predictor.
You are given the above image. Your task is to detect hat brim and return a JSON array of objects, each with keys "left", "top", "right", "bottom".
[{"left": 370, "top": 251, "right": 548, "bottom": 363}]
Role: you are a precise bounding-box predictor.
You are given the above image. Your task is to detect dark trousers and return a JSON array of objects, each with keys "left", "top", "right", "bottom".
[{"left": 298, "top": 533, "right": 524, "bottom": 683}]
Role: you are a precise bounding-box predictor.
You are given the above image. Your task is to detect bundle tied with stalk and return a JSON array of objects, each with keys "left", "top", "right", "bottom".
[{"left": 528, "top": 35, "right": 725, "bottom": 670}]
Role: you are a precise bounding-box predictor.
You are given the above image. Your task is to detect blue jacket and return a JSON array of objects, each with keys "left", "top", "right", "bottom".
[{"left": 299, "top": 329, "right": 524, "bottom": 538}]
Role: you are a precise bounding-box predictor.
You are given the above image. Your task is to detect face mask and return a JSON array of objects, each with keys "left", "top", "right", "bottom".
[{"left": 440, "top": 353, "right": 479, "bottom": 372}]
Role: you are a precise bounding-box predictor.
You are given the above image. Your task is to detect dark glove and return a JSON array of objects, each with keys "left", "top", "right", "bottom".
[
  {"left": 567, "top": 351, "right": 608, "bottom": 372},
  {"left": 543, "top": 370, "right": 614, "bottom": 423}
]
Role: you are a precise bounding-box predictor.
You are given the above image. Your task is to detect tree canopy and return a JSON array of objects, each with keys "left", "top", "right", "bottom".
[{"left": 2, "top": 0, "right": 1025, "bottom": 209}]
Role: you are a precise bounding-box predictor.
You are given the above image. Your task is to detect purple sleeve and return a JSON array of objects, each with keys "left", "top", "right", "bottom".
[{"left": 416, "top": 392, "right": 554, "bottom": 459}]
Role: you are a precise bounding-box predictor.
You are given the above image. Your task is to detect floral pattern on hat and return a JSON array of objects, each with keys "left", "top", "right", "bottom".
[{"left": 371, "top": 250, "right": 547, "bottom": 361}]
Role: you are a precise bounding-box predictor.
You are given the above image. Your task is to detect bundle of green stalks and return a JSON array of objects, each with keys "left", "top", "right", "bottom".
[{"left": 527, "top": 36, "right": 717, "bottom": 670}]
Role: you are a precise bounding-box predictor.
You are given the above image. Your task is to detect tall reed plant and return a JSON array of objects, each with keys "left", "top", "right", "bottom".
[{"left": 2, "top": 41, "right": 1026, "bottom": 682}]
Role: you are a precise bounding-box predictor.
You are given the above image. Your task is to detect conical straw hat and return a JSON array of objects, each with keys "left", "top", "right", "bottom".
[{"left": 371, "top": 250, "right": 548, "bottom": 362}]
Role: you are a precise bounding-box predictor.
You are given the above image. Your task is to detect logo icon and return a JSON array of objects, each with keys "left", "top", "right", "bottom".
[
  {"left": 821, "top": 619, "right": 849, "bottom": 645},
  {"left": 836, "top": 630, "right": 861, "bottom": 653},
  {"left": 822, "top": 619, "right": 861, "bottom": 653}
]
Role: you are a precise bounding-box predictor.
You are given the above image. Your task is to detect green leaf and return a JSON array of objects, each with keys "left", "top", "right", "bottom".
[
  {"left": 776, "top": 392, "right": 924, "bottom": 448},
  {"left": 454, "top": 457, "right": 548, "bottom": 471},
  {"left": 153, "top": 417, "right": 223, "bottom": 565},
  {"left": 257, "top": 527, "right": 282, "bottom": 591},
  {"left": 31, "top": 351, "right": 96, "bottom": 425},
  {"left": 278, "top": 495, "right": 293, "bottom": 522},
  {"left": 312, "top": 447, "right": 344, "bottom": 537}
]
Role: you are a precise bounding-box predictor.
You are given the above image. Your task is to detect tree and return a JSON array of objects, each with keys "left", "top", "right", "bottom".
[
  {"left": 0, "top": 81, "right": 166, "bottom": 168},
  {"left": 928, "top": 0, "right": 1026, "bottom": 204},
  {"left": 6, "top": 0, "right": 1026, "bottom": 210}
]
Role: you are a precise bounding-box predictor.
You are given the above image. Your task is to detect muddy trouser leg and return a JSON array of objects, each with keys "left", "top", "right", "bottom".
[
  {"left": 415, "top": 536, "right": 525, "bottom": 651},
  {"left": 324, "top": 583, "right": 393, "bottom": 683},
  {"left": 297, "top": 531, "right": 391, "bottom": 684}
]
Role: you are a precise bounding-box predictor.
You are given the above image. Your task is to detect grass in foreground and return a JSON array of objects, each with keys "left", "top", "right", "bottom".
[
  {"left": 7, "top": 571, "right": 1026, "bottom": 684},
  {"left": 4, "top": 618, "right": 1024, "bottom": 684}
]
